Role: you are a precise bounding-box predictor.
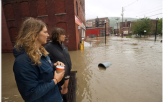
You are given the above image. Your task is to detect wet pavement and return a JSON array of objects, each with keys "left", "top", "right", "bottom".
[{"left": 2, "top": 36, "right": 162, "bottom": 102}]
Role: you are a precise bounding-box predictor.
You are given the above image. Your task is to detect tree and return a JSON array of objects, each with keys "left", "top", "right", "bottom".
[
  {"left": 157, "top": 18, "right": 162, "bottom": 34},
  {"left": 131, "top": 18, "right": 153, "bottom": 37}
]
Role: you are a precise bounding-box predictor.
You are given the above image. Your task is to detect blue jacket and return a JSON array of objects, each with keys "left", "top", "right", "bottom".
[{"left": 13, "top": 47, "right": 62, "bottom": 102}]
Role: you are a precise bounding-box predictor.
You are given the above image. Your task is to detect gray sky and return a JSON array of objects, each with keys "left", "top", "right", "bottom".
[{"left": 85, "top": 0, "right": 163, "bottom": 20}]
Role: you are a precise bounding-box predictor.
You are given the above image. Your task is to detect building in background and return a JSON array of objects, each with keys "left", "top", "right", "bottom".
[
  {"left": 2, "top": 0, "right": 85, "bottom": 52},
  {"left": 86, "top": 17, "right": 110, "bottom": 37},
  {"left": 149, "top": 19, "right": 157, "bottom": 34},
  {"left": 119, "top": 19, "right": 157, "bottom": 36},
  {"left": 119, "top": 19, "right": 131, "bottom": 36},
  {"left": 113, "top": 26, "right": 119, "bottom": 35},
  {"left": 86, "top": 28, "right": 106, "bottom": 37},
  {"left": 109, "top": 27, "right": 113, "bottom": 34}
]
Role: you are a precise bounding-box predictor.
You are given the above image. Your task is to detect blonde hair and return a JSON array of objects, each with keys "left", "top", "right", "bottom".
[{"left": 15, "top": 17, "right": 48, "bottom": 65}]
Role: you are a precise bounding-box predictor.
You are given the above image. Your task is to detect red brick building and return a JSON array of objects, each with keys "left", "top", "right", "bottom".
[
  {"left": 2, "top": 0, "right": 85, "bottom": 52},
  {"left": 150, "top": 19, "right": 157, "bottom": 34},
  {"left": 119, "top": 19, "right": 132, "bottom": 35},
  {"left": 109, "top": 27, "right": 113, "bottom": 34},
  {"left": 86, "top": 17, "right": 110, "bottom": 34},
  {"left": 86, "top": 28, "right": 106, "bottom": 37}
]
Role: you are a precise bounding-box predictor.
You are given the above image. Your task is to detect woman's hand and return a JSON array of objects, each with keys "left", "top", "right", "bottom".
[
  {"left": 53, "top": 61, "right": 65, "bottom": 84},
  {"left": 54, "top": 71, "right": 65, "bottom": 84},
  {"left": 54, "top": 61, "right": 65, "bottom": 67}
]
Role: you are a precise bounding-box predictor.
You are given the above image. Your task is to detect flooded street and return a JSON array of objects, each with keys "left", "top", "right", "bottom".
[{"left": 2, "top": 36, "right": 162, "bottom": 102}]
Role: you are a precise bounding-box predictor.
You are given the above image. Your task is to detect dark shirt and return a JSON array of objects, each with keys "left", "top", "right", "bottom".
[{"left": 45, "top": 41, "right": 72, "bottom": 77}]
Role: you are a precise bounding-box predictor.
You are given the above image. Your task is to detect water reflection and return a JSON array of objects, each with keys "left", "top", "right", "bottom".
[
  {"left": 98, "top": 66, "right": 107, "bottom": 71},
  {"left": 2, "top": 36, "right": 162, "bottom": 102}
]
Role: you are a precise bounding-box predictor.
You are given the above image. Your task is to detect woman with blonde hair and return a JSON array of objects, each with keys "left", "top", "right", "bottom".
[{"left": 13, "top": 17, "right": 65, "bottom": 102}]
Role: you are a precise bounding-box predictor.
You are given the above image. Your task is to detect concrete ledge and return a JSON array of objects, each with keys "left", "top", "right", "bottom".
[
  {"left": 6, "top": 19, "right": 15, "bottom": 21},
  {"left": 37, "top": 15, "right": 48, "bottom": 18},
  {"left": 22, "top": 17, "right": 31, "bottom": 20},
  {"left": 55, "top": 13, "right": 67, "bottom": 16}
]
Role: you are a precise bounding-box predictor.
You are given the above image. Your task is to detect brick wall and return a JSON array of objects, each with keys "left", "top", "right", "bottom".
[
  {"left": 2, "top": 7, "right": 13, "bottom": 52},
  {"left": 150, "top": 20, "right": 156, "bottom": 34},
  {"left": 2, "top": 0, "right": 85, "bottom": 51}
]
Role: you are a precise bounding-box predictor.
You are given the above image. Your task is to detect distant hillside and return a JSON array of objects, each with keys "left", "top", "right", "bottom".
[{"left": 108, "top": 17, "right": 138, "bottom": 28}]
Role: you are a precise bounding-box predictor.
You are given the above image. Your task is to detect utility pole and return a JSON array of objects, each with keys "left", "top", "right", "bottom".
[
  {"left": 117, "top": 23, "right": 118, "bottom": 36},
  {"left": 105, "top": 20, "right": 106, "bottom": 44},
  {"left": 155, "top": 18, "right": 159, "bottom": 41},
  {"left": 121, "top": 7, "right": 124, "bottom": 38},
  {"left": 115, "top": 18, "right": 119, "bottom": 36}
]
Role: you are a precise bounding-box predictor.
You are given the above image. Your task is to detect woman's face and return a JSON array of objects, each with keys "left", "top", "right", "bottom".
[
  {"left": 59, "top": 34, "right": 66, "bottom": 42},
  {"left": 37, "top": 26, "right": 49, "bottom": 45}
]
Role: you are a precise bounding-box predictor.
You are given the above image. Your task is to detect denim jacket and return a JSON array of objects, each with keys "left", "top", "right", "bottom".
[{"left": 13, "top": 47, "right": 62, "bottom": 102}]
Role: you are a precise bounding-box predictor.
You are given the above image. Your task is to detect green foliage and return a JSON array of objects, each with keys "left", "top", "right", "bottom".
[
  {"left": 131, "top": 18, "right": 152, "bottom": 35},
  {"left": 157, "top": 18, "right": 162, "bottom": 34},
  {"left": 126, "top": 35, "right": 132, "bottom": 38}
]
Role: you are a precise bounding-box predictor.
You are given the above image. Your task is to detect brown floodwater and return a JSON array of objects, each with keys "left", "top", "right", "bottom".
[{"left": 2, "top": 36, "right": 162, "bottom": 102}]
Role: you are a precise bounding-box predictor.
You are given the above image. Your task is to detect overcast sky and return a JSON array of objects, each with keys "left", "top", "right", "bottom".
[{"left": 85, "top": 0, "right": 163, "bottom": 20}]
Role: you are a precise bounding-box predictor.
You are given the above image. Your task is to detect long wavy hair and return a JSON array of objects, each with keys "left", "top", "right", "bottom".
[
  {"left": 15, "top": 17, "right": 48, "bottom": 65},
  {"left": 50, "top": 27, "right": 65, "bottom": 42}
]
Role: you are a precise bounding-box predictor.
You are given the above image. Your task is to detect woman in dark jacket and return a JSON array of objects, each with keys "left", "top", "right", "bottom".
[
  {"left": 13, "top": 17, "right": 65, "bottom": 102},
  {"left": 45, "top": 27, "right": 72, "bottom": 102}
]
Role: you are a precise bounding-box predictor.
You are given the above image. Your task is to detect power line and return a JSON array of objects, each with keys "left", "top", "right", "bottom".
[
  {"left": 138, "top": 8, "right": 162, "bottom": 16},
  {"left": 146, "top": 13, "right": 162, "bottom": 17},
  {"left": 124, "top": 6, "right": 162, "bottom": 18},
  {"left": 124, "top": 0, "right": 138, "bottom": 8},
  {"left": 135, "top": 6, "right": 162, "bottom": 14},
  {"left": 124, "top": 5, "right": 162, "bottom": 16}
]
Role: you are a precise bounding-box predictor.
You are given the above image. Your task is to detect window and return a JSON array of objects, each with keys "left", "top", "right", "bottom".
[
  {"left": 37, "top": 0, "right": 47, "bottom": 16},
  {"left": 20, "top": 2, "right": 30, "bottom": 18},
  {"left": 4, "top": 4, "right": 14, "bottom": 19},
  {"left": 55, "top": 0, "right": 65, "bottom": 14}
]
